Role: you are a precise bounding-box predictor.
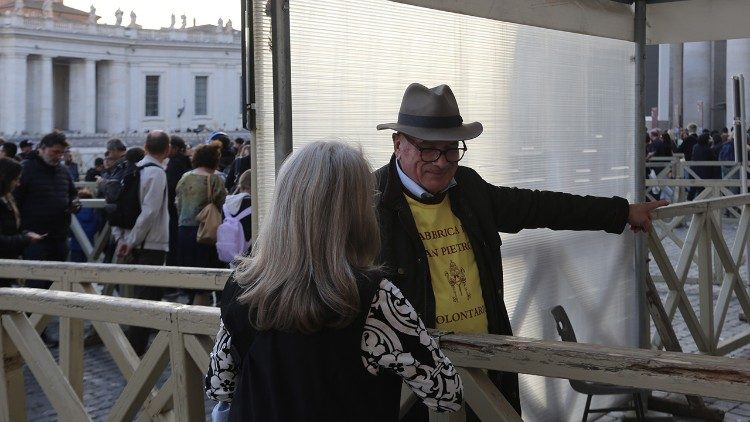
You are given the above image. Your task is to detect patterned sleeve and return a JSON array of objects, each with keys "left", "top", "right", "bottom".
[
  {"left": 361, "top": 279, "right": 463, "bottom": 412},
  {"left": 205, "top": 319, "right": 237, "bottom": 402}
]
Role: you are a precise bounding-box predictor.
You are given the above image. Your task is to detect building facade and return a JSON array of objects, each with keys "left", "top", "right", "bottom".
[
  {"left": 650, "top": 39, "right": 750, "bottom": 131},
  {"left": 0, "top": 0, "right": 242, "bottom": 136}
]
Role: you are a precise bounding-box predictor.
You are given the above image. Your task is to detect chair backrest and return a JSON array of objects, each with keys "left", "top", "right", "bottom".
[{"left": 550, "top": 305, "right": 578, "bottom": 343}]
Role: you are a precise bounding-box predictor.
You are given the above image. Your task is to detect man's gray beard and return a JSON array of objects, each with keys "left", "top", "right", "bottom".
[{"left": 42, "top": 156, "right": 60, "bottom": 166}]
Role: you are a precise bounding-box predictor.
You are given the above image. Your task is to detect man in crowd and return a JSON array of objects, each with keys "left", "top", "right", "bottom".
[
  {"left": 64, "top": 148, "right": 80, "bottom": 181},
  {"left": 374, "top": 83, "right": 666, "bottom": 416},
  {"left": 101, "top": 138, "right": 127, "bottom": 178},
  {"left": 17, "top": 139, "right": 34, "bottom": 161},
  {"left": 677, "top": 123, "right": 699, "bottom": 161},
  {"left": 113, "top": 131, "right": 170, "bottom": 356},
  {"left": 84, "top": 157, "right": 105, "bottom": 182},
  {"left": 0, "top": 142, "right": 17, "bottom": 160},
  {"left": 14, "top": 131, "right": 80, "bottom": 287},
  {"left": 165, "top": 135, "right": 191, "bottom": 266}
]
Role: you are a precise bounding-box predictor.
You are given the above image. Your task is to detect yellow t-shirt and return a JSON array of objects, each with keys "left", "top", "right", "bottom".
[{"left": 405, "top": 194, "right": 488, "bottom": 334}]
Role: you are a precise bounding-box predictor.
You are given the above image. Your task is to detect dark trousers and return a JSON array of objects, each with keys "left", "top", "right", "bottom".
[
  {"left": 122, "top": 248, "right": 166, "bottom": 356},
  {"left": 23, "top": 238, "right": 69, "bottom": 289}
]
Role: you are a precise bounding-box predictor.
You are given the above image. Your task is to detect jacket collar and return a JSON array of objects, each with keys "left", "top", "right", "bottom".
[{"left": 138, "top": 154, "right": 167, "bottom": 169}]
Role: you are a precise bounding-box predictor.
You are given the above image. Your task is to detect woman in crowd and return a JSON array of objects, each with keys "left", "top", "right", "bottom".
[
  {"left": 205, "top": 141, "right": 463, "bottom": 421},
  {"left": 175, "top": 142, "right": 227, "bottom": 305},
  {"left": 0, "top": 158, "right": 45, "bottom": 286}
]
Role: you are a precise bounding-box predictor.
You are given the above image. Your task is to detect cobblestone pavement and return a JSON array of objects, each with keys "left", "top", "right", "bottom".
[{"left": 21, "top": 222, "right": 750, "bottom": 421}]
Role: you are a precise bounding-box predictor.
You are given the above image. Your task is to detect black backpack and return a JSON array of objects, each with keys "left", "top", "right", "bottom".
[{"left": 102, "top": 161, "right": 161, "bottom": 229}]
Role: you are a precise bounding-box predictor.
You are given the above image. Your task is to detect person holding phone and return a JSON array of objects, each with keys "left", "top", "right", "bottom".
[
  {"left": 13, "top": 131, "right": 79, "bottom": 289},
  {"left": 1, "top": 157, "right": 46, "bottom": 287}
]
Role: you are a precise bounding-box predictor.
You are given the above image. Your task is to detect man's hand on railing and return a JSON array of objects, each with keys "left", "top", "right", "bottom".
[{"left": 628, "top": 200, "right": 669, "bottom": 233}]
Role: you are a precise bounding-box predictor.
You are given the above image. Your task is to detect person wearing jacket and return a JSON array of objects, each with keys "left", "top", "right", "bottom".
[
  {"left": 13, "top": 131, "right": 80, "bottom": 288},
  {"left": 0, "top": 158, "right": 45, "bottom": 287},
  {"left": 165, "top": 136, "right": 192, "bottom": 266},
  {"left": 374, "top": 83, "right": 667, "bottom": 417},
  {"left": 175, "top": 142, "right": 227, "bottom": 305},
  {"left": 114, "top": 131, "right": 171, "bottom": 356}
]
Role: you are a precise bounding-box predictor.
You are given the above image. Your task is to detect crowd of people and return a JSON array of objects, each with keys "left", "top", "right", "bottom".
[
  {"left": 0, "top": 130, "right": 253, "bottom": 351},
  {"left": 646, "top": 123, "right": 747, "bottom": 200}
]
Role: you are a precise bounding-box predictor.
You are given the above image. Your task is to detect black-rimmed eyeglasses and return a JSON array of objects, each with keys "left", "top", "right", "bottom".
[{"left": 401, "top": 134, "right": 467, "bottom": 163}]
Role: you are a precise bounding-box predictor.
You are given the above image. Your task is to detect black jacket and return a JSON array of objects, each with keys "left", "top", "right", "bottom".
[
  {"left": 220, "top": 272, "right": 401, "bottom": 422},
  {"left": 225, "top": 156, "right": 251, "bottom": 193},
  {"left": 14, "top": 152, "right": 77, "bottom": 240},
  {"left": 677, "top": 134, "right": 698, "bottom": 160},
  {"left": 166, "top": 154, "right": 192, "bottom": 213},
  {"left": 0, "top": 195, "right": 29, "bottom": 258},
  {"left": 374, "top": 155, "right": 629, "bottom": 412}
]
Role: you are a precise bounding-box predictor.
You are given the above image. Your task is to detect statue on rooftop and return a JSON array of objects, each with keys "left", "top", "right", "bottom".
[
  {"left": 170, "top": 13, "right": 175, "bottom": 29},
  {"left": 128, "top": 10, "right": 137, "bottom": 28},
  {"left": 115, "top": 8, "right": 123, "bottom": 26},
  {"left": 217, "top": 17, "right": 224, "bottom": 29},
  {"left": 14, "top": 0, "right": 23, "bottom": 13},
  {"left": 180, "top": 13, "right": 186, "bottom": 29},
  {"left": 42, "top": 0, "right": 53, "bottom": 19},
  {"left": 225, "top": 19, "right": 233, "bottom": 31},
  {"left": 88, "top": 5, "right": 96, "bottom": 24}
]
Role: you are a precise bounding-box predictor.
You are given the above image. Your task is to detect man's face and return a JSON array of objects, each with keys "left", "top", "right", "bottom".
[
  {"left": 21, "top": 145, "right": 32, "bottom": 153},
  {"left": 394, "top": 133, "right": 459, "bottom": 194},
  {"left": 109, "top": 149, "right": 126, "bottom": 161},
  {"left": 64, "top": 150, "right": 72, "bottom": 162},
  {"left": 39, "top": 144, "right": 65, "bottom": 166}
]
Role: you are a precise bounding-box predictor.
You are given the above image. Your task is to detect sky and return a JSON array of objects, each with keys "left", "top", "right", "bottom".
[{"left": 65, "top": 0, "right": 242, "bottom": 30}]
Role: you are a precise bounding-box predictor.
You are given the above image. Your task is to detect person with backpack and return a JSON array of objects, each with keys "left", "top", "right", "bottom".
[
  {"left": 217, "top": 169, "right": 252, "bottom": 265},
  {"left": 175, "top": 142, "right": 227, "bottom": 305},
  {"left": 205, "top": 141, "right": 463, "bottom": 421},
  {"left": 112, "top": 131, "right": 171, "bottom": 356}
]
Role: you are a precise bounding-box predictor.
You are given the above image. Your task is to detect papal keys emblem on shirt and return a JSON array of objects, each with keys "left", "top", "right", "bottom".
[{"left": 445, "top": 260, "right": 471, "bottom": 303}]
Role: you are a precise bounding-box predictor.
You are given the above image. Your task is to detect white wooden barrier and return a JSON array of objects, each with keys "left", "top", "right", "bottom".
[
  {"left": 647, "top": 195, "right": 750, "bottom": 356},
  {"left": 1, "top": 288, "right": 749, "bottom": 422}
]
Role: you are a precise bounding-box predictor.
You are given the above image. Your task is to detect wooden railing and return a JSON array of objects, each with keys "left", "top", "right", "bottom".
[
  {"left": 1, "top": 286, "right": 749, "bottom": 422},
  {"left": 647, "top": 195, "right": 750, "bottom": 356},
  {"left": 645, "top": 155, "right": 747, "bottom": 206}
]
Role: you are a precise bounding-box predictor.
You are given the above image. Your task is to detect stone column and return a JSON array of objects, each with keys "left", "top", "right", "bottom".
[
  {"left": 108, "top": 61, "right": 129, "bottom": 134},
  {"left": 658, "top": 44, "right": 672, "bottom": 126},
  {"left": 726, "top": 39, "right": 750, "bottom": 128},
  {"left": 82, "top": 59, "right": 96, "bottom": 134},
  {"left": 683, "top": 42, "right": 712, "bottom": 129},
  {"left": 0, "top": 53, "right": 28, "bottom": 135},
  {"left": 68, "top": 59, "right": 96, "bottom": 134},
  {"left": 39, "top": 56, "right": 54, "bottom": 132}
]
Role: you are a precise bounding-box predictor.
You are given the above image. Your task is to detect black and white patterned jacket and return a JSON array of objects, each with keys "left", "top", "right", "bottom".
[{"left": 205, "top": 279, "right": 463, "bottom": 413}]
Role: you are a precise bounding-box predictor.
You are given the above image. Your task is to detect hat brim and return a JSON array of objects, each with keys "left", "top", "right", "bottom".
[{"left": 376, "top": 121, "right": 483, "bottom": 141}]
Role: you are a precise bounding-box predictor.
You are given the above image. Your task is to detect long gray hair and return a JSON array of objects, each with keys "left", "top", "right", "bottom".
[{"left": 233, "top": 141, "right": 380, "bottom": 334}]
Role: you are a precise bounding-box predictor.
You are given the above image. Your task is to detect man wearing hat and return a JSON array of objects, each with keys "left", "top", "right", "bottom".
[
  {"left": 375, "top": 83, "right": 666, "bottom": 416},
  {"left": 17, "top": 139, "right": 34, "bottom": 161}
]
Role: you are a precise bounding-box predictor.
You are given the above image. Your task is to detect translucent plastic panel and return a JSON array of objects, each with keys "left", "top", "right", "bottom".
[{"left": 252, "top": 1, "right": 636, "bottom": 419}]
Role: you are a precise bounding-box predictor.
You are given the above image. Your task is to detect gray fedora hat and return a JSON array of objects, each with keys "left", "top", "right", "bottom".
[{"left": 377, "top": 83, "right": 483, "bottom": 141}]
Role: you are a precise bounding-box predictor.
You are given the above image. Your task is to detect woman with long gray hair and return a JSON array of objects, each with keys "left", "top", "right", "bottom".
[{"left": 205, "top": 141, "right": 462, "bottom": 421}]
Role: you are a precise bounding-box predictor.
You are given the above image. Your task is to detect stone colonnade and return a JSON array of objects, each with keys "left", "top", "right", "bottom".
[
  {"left": 658, "top": 39, "right": 750, "bottom": 130},
  {"left": 0, "top": 53, "right": 127, "bottom": 135}
]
